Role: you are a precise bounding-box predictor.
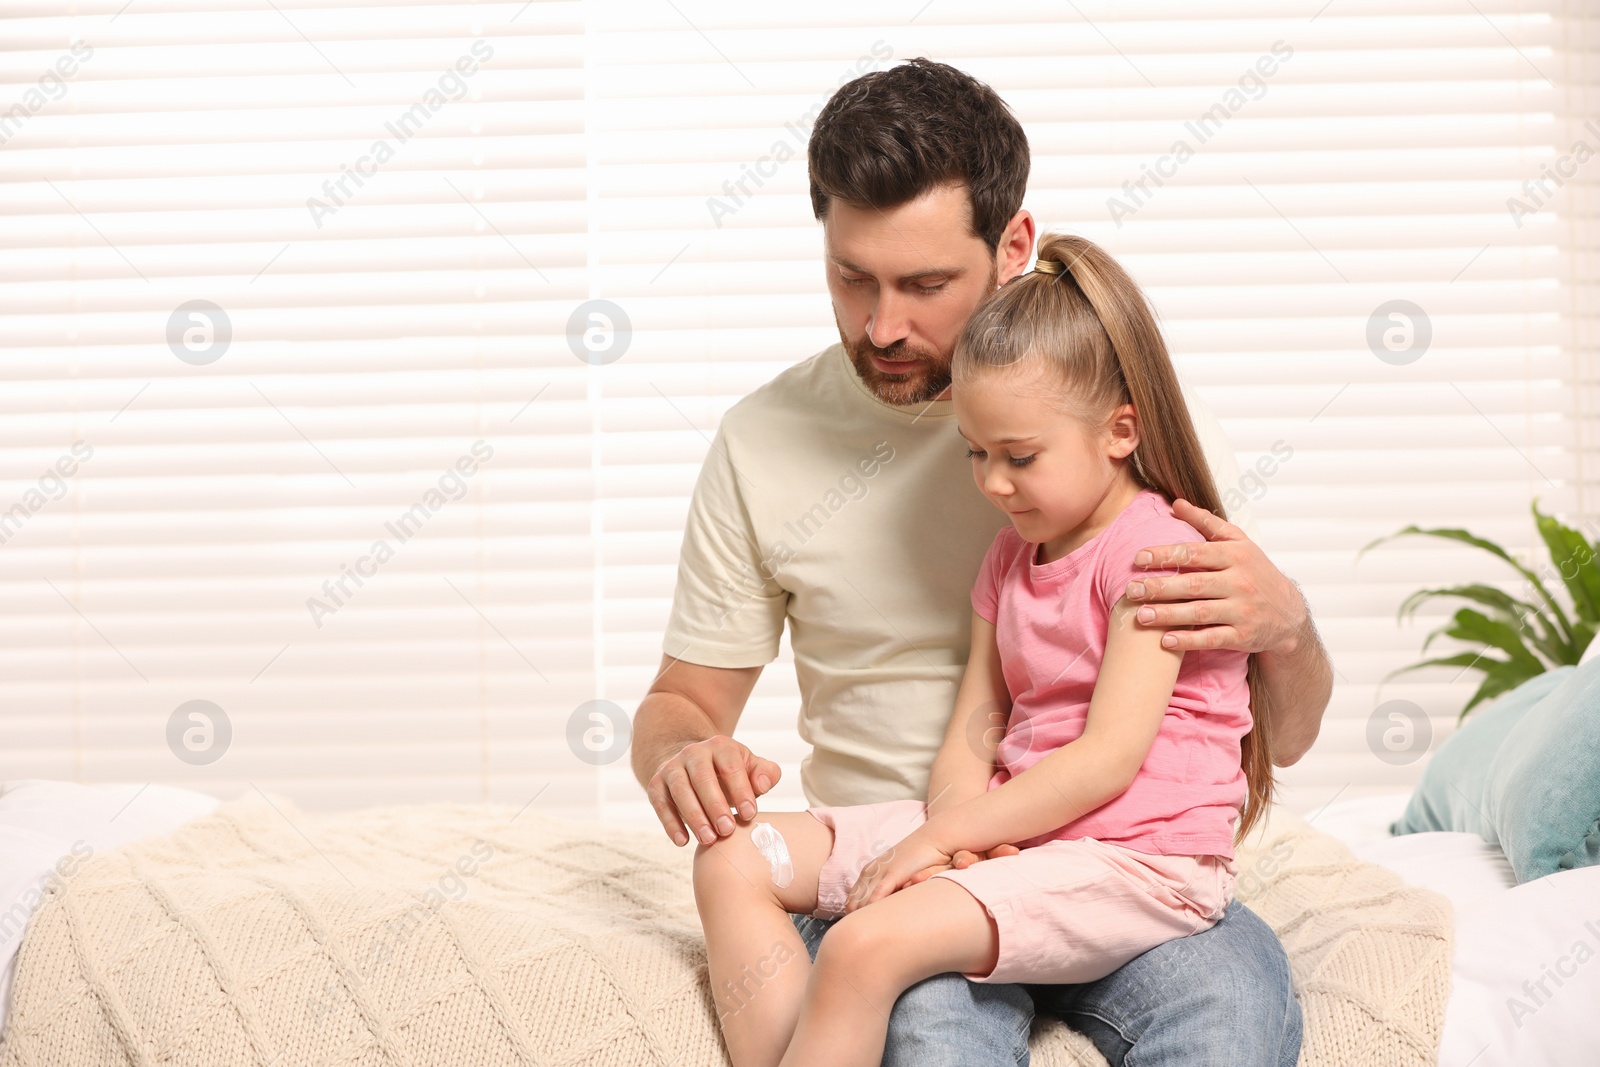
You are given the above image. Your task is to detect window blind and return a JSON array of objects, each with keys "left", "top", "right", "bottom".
[
  {"left": 1, "top": 1, "right": 1594, "bottom": 828},
  {"left": 1, "top": 1, "right": 598, "bottom": 817}
]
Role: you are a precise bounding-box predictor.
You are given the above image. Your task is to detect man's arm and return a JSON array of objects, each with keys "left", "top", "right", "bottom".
[
  {"left": 1252, "top": 607, "right": 1331, "bottom": 766},
  {"left": 632, "top": 652, "right": 781, "bottom": 847},
  {"left": 1124, "top": 498, "right": 1332, "bottom": 768}
]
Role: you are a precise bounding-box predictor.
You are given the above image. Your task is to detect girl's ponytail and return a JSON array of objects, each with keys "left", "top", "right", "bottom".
[{"left": 1038, "top": 235, "right": 1223, "bottom": 519}]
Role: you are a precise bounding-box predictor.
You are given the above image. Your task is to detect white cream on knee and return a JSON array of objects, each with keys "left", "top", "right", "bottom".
[{"left": 750, "top": 822, "right": 794, "bottom": 888}]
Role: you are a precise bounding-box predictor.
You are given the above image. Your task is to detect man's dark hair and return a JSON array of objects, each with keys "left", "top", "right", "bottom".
[{"left": 807, "top": 57, "right": 1030, "bottom": 253}]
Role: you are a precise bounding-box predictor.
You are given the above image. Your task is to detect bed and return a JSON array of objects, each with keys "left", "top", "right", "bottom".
[{"left": 0, "top": 777, "right": 1591, "bottom": 1067}]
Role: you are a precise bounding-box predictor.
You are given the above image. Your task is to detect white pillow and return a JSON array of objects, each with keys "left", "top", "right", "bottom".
[
  {"left": 1580, "top": 638, "right": 1599, "bottom": 668},
  {"left": 1310, "top": 792, "right": 1600, "bottom": 1067},
  {"left": 1308, "top": 793, "right": 1517, "bottom": 916},
  {"left": 1440, "top": 864, "right": 1600, "bottom": 1067},
  {"left": 0, "top": 780, "right": 221, "bottom": 1034}
]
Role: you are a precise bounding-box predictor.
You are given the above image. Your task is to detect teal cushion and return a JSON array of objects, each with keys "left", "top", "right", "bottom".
[
  {"left": 1485, "top": 657, "right": 1600, "bottom": 881},
  {"left": 1390, "top": 666, "right": 1572, "bottom": 843},
  {"left": 1392, "top": 657, "right": 1600, "bottom": 883}
]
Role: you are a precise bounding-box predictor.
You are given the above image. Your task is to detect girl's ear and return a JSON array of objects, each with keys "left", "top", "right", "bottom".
[{"left": 1105, "top": 403, "right": 1139, "bottom": 459}]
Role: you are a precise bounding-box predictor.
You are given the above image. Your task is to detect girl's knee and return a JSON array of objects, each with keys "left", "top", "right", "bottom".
[
  {"left": 813, "top": 908, "right": 889, "bottom": 967},
  {"left": 693, "top": 813, "right": 829, "bottom": 916},
  {"left": 692, "top": 822, "right": 773, "bottom": 898},
  {"left": 816, "top": 881, "right": 999, "bottom": 994},
  {"left": 810, "top": 912, "right": 909, "bottom": 1007},
  {"left": 698, "top": 820, "right": 806, "bottom": 904}
]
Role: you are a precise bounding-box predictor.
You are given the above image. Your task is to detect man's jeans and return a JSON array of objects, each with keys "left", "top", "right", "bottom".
[{"left": 788, "top": 900, "right": 1301, "bottom": 1067}]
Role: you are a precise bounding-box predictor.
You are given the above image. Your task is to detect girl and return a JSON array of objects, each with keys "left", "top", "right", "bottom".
[{"left": 692, "top": 233, "right": 1276, "bottom": 1067}]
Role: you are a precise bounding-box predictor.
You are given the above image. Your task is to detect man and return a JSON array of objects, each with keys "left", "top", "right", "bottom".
[{"left": 632, "top": 57, "right": 1329, "bottom": 1067}]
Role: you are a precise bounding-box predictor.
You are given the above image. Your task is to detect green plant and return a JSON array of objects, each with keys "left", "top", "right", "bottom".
[{"left": 1360, "top": 500, "right": 1600, "bottom": 719}]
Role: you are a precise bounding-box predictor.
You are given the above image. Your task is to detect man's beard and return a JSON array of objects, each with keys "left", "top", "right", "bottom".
[
  {"left": 835, "top": 263, "right": 998, "bottom": 407},
  {"left": 840, "top": 333, "right": 952, "bottom": 406}
]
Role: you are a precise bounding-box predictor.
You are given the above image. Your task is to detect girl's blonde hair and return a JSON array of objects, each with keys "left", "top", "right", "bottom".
[{"left": 952, "top": 232, "right": 1276, "bottom": 846}]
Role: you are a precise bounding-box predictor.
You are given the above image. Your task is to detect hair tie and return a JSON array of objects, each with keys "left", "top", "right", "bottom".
[{"left": 1032, "top": 257, "right": 1068, "bottom": 275}]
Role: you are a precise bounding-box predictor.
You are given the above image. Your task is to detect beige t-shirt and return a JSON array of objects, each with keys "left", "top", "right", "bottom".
[{"left": 662, "top": 342, "right": 1255, "bottom": 808}]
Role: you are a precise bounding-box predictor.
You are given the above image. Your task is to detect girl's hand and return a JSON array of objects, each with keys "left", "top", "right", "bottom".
[{"left": 843, "top": 828, "right": 955, "bottom": 913}]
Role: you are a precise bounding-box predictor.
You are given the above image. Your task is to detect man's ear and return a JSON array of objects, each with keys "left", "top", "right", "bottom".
[
  {"left": 1106, "top": 402, "right": 1139, "bottom": 459},
  {"left": 995, "top": 208, "right": 1036, "bottom": 286}
]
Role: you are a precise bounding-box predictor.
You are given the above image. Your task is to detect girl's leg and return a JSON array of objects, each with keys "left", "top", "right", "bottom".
[
  {"left": 693, "top": 811, "right": 835, "bottom": 1067},
  {"left": 778, "top": 876, "right": 1000, "bottom": 1067}
]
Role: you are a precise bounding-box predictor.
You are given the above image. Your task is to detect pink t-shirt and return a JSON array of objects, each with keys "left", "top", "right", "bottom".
[{"left": 970, "top": 488, "right": 1251, "bottom": 859}]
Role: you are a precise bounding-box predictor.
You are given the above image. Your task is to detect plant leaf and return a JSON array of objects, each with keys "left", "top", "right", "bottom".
[
  {"left": 1435, "top": 608, "right": 1545, "bottom": 672},
  {"left": 1379, "top": 650, "right": 1500, "bottom": 688},
  {"left": 1360, "top": 523, "right": 1575, "bottom": 641},
  {"left": 1397, "top": 583, "right": 1536, "bottom": 623},
  {"left": 1532, "top": 500, "right": 1600, "bottom": 625},
  {"left": 1362, "top": 524, "right": 1529, "bottom": 571},
  {"left": 1461, "top": 658, "right": 1545, "bottom": 719},
  {"left": 1573, "top": 619, "right": 1599, "bottom": 662},
  {"left": 1396, "top": 583, "right": 1568, "bottom": 665},
  {"left": 1382, "top": 652, "right": 1541, "bottom": 721}
]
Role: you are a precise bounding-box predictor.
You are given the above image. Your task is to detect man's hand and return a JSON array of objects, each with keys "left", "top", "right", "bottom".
[
  {"left": 646, "top": 736, "right": 781, "bottom": 848},
  {"left": 1125, "top": 497, "right": 1309, "bottom": 655},
  {"left": 903, "top": 842, "right": 1021, "bottom": 886}
]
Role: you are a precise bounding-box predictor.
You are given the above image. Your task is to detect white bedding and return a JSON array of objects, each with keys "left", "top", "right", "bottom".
[
  {"left": 1309, "top": 792, "right": 1600, "bottom": 1067},
  {"left": 1, "top": 781, "right": 1593, "bottom": 1067},
  {"left": 0, "top": 779, "right": 221, "bottom": 1034}
]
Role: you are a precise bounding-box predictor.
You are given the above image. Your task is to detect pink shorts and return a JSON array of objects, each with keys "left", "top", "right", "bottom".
[{"left": 807, "top": 798, "right": 1237, "bottom": 986}]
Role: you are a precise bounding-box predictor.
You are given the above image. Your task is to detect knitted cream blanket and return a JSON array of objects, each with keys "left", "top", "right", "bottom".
[{"left": 0, "top": 794, "right": 1450, "bottom": 1067}]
